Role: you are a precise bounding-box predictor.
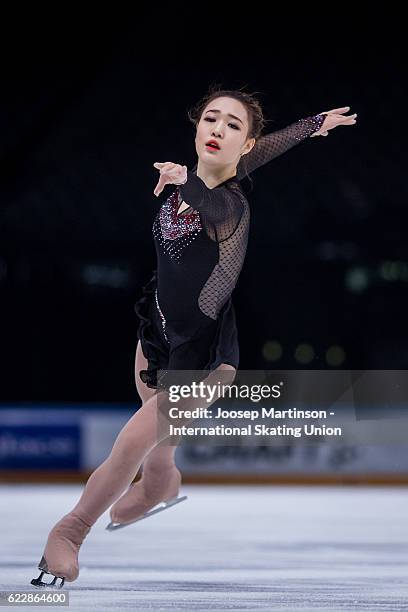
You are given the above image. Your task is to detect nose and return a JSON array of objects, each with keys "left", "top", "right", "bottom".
[{"left": 212, "top": 122, "right": 223, "bottom": 138}]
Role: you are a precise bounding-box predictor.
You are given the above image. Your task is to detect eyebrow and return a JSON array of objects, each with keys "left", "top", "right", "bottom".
[{"left": 205, "top": 109, "right": 244, "bottom": 125}]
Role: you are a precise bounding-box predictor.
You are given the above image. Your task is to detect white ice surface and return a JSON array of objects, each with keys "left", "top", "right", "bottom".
[{"left": 1, "top": 485, "right": 408, "bottom": 611}]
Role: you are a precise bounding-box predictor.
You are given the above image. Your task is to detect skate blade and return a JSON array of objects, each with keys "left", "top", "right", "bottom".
[
  {"left": 30, "top": 556, "right": 66, "bottom": 589},
  {"left": 106, "top": 495, "right": 188, "bottom": 531}
]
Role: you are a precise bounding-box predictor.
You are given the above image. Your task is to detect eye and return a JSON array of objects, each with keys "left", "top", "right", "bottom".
[{"left": 204, "top": 117, "right": 240, "bottom": 130}]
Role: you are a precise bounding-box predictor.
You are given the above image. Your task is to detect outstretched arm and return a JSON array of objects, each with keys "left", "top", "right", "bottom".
[
  {"left": 236, "top": 114, "right": 326, "bottom": 179},
  {"left": 237, "top": 106, "right": 357, "bottom": 180}
]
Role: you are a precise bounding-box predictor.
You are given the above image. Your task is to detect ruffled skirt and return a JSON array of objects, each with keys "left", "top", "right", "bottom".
[{"left": 134, "top": 270, "right": 239, "bottom": 390}]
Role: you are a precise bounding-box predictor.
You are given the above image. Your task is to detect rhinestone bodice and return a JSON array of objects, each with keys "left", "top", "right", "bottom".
[{"left": 153, "top": 188, "right": 203, "bottom": 262}]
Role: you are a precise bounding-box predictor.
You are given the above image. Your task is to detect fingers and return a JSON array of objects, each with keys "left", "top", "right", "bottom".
[
  {"left": 326, "top": 106, "right": 351, "bottom": 115},
  {"left": 152, "top": 163, "right": 187, "bottom": 196},
  {"left": 154, "top": 175, "right": 168, "bottom": 197},
  {"left": 154, "top": 162, "right": 172, "bottom": 169},
  {"left": 334, "top": 106, "right": 351, "bottom": 114},
  {"left": 154, "top": 162, "right": 177, "bottom": 172},
  {"left": 153, "top": 163, "right": 170, "bottom": 196},
  {"left": 339, "top": 114, "right": 357, "bottom": 125}
]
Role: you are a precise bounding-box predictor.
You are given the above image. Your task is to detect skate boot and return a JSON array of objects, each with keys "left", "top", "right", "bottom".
[
  {"left": 31, "top": 511, "right": 91, "bottom": 588},
  {"left": 106, "top": 466, "right": 187, "bottom": 531}
]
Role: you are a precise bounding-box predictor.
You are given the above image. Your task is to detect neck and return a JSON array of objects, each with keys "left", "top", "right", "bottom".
[{"left": 195, "top": 159, "right": 237, "bottom": 188}]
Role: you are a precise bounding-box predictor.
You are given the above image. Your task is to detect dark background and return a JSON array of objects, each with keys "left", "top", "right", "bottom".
[{"left": 0, "top": 19, "right": 406, "bottom": 401}]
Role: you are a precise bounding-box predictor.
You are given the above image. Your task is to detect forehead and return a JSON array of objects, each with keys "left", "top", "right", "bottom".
[{"left": 203, "top": 97, "right": 248, "bottom": 123}]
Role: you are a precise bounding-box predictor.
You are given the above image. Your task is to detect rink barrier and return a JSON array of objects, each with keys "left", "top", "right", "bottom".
[
  {"left": 1, "top": 470, "right": 408, "bottom": 485},
  {"left": 0, "top": 405, "right": 407, "bottom": 484}
]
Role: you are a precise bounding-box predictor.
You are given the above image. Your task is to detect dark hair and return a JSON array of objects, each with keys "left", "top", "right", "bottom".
[{"left": 187, "top": 83, "right": 272, "bottom": 188}]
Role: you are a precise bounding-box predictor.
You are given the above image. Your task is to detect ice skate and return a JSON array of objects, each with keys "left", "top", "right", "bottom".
[
  {"left": 106, "top": 465, "right": 187, "bottom": 531},
  {"left": 31, "top": 511, "right": 91, "bottom": 588}
]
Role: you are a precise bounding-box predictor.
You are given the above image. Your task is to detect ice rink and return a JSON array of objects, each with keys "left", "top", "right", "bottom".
[{"left": 1, "top": 484, "right": 408, "bottom": 611}]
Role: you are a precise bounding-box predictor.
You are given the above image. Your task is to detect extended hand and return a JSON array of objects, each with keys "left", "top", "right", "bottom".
[
  {"left": 153, "top": 162, "right": 188, "bottom": 196},
  {"left": 310, "top": 106, "right": 357, "bottom": 137}
]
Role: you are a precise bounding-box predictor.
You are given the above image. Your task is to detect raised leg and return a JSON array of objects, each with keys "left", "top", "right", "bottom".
[{"left": 32, "top": 352, "right": 236, "bottom": 584}]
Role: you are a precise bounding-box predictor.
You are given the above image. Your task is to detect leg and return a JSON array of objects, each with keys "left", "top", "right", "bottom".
[
  {"left": 135, "top": 339, "right": 178, "bottom": 470},
  {"left": 109, "top": 340, "right": 182, "bottom": 524},
  {"left": 34, "top": 357, "right": 236, "bottom": 583},
  {"left": 34, "top": 389, "right": 173, "bottom": 584},
  {"left": 110, "top": 342, "right": 237, "bottom": 525},
  {"left": 135, "top": 340, "right": 237, "bottom": 472}
]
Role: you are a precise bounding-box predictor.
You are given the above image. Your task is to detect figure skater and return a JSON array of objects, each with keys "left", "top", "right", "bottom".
[{"left": 31, "top": 85, "right": 357, "bottom": 588}]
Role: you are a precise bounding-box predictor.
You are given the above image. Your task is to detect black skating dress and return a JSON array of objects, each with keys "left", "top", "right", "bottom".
[{"left": 134, "top": 113, "right": 326, "bottom": 390}]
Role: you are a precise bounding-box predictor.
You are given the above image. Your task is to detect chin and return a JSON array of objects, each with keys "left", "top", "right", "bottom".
[{"left": 201, "top": 150, "right": 223, "bottom": 163}]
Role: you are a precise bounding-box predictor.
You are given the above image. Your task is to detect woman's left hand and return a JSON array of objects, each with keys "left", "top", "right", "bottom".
[
  {"left": 153, "top": 162, "right": 188, "bottom": 196},
  {"left": 310, "top": 106, "right": 358, "bottom": 137}
]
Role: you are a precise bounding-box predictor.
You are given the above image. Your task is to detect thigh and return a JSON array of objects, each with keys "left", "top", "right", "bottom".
[
  {"left": 215, "top": 362, "right": 237, "bottom": 383},
  {"left": 135, "top": 339, "right": 158, "bottom": 404},
  {"left": 206, "top": 362, "right": 237, "bottom": 397},
  {"left": 160, "top": 362, "right": 238, "bottom": 418}
]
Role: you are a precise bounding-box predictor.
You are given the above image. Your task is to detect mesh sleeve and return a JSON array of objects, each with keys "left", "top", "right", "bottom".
[
  {"left": 178, "top": 170, "right": 244, "bottom": 242},
  {"left": 236, "top": 113, "right": 327, "bottom": 180}
]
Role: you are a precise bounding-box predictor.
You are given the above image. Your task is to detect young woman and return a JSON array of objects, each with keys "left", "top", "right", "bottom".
[{"left": 31, "top": 86, "right": 357, "bottom": 588}]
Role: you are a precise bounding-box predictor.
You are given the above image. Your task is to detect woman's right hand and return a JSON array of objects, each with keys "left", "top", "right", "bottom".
[{"left": 153, "top": 162, "right": 188, "bottom": 197}]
